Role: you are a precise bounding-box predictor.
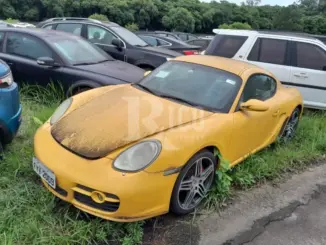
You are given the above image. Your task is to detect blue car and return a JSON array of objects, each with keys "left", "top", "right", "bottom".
[{"left": 0, "top": 59, "right": 22, "bottom": 157}]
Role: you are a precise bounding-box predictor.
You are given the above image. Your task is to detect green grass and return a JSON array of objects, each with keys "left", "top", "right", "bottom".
[{"left": 1, "top": 85, "right": 326, "bottom": 244}]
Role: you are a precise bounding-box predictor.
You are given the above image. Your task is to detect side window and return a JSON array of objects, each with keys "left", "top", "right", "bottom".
[
  {"left": 168, "top": 34, "right": 177, "bottom": 39},
  {"left": 206, "top": 35, "right": 248, "bottom": 58},
  {"left": 0, "top": 32, "right": 4, "bottom": 50},
  {"left": 157, "top": 39, "right": 170, "bottom": 46},
  {"left": 242, "top": 74, "right": 277, "bottom": 102},
  {"left": 295, "top": 42, "right": 326, "bottom": 71},
  {"left": 56, "top": 23, "right": 82, "bottom": 36},
  {"left": 248, "top": 38, "right": 287, "bottom": 65},
  {"left": 44, "top": 25, "right": 54, "bottom": 30},
  {"left": 188, "top": 35, "right": 197, "bottom": 41},
  {"left": 140, "top": 36, "right": 158, "bottom": 46},
  {"left": 87, "top": 25, "right": 116, "bottom": 45},
  {"left": 6, "top": 32, "right": 52, "bottom": 60},
  {"left": 178, "top": 34, "right": 187, "bottom": 41}
]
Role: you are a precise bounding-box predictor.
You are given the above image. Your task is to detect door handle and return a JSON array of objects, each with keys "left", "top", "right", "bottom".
[
  {"left": 273, "top": 109, "right": 280, "bottom": 117},
  {"left": 294, "top": 73, "right": 308, "bottom": 78},
  {"left": 6, "top": 62, "right": 14, "bottom": 66}
]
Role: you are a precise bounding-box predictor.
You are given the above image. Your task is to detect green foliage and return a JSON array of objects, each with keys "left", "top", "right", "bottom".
[
  {"left": 219, "top": 22, "right": 252, "bottom": 30},
  {"left": 5, "top": 18, "right": 18, "bottom": 23},
  {"left": 88, "top": 13, "right": 109, "bottom": 22},
  {"left": 125, "top": 23, "right": 139, "bottom": 32},
  {"left": 162, "top": 7, "right": 195, "bottom": 32},
  {"left": 1, "top": 0, "right": 326, "bottom": 34}
]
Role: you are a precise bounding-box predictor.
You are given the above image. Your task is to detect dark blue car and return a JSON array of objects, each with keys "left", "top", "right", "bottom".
[{"left": 0, "top": 59, "right": 22, "bottom": 157}]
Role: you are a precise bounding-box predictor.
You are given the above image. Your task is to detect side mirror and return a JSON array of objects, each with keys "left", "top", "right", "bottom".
[
  {"left": 144, "top": 70, "right": 151, "bottom": 76},
  {"left": 37, "top": 57, "right": 57, "bottom": 67},
  {"left": 240, "top": 99, "right": 269, "bottom": 112},
  {"left": 112, "top": 38, "right": 124, "bottom": 50}
]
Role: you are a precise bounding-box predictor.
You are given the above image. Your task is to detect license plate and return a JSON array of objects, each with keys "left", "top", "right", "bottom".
[{"left": 33, "top": 157, "right": 56, "bottom": 189}]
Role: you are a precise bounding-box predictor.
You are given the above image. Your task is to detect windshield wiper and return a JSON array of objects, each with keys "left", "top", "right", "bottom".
[
  {"left": 133, "top": 84, "right": 158, "bottom": 95},
  {"left": 135, "top": 44, "right": 150, "bottom": 47},
  {"left": 93, "top": 59, "right": 113, "bottom": 64},
  {"left": 158, "top": 94, "right": 216, "bottom": 112},
  {"left": 158, "top": 94, "right": 197, "bottom": 107},
  {"left": 73, "top": 62, "right": 96, "bottom": 66}
]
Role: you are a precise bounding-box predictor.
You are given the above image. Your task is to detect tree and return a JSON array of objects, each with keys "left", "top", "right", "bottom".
[
  {"left": 245, "top": 0, "right": 261, "bottom": 6},
  {"left": 219, "top": 22, "right": 252, "bottom": 30},
  {"left": 88, "top": 13, "right": 109, "bottom": 21},
  {"left": 273, "top": 5, "right": 304, "bottom": 31},
  {"left": 162, "top": 7, "right": 195, "bottom": 32}
]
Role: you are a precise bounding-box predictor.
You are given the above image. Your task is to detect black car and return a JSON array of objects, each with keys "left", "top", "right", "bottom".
[
  {"left": 38, "top": 18, "right": 180, "bottom": 70},
  {"left": 137, "top": 33, "right": 201, "bottom": 55},
  {"left": 172, "top": 32, "right": 198, "bottom": 42},
  {"left": 150, "top": 31, "right": 198, "bottom": 42},
  {"left": 0, "top": 28, "right": 145, "bottom": 95},
  {"left": 186, "top": 38, "right": 213, "bottom": 51}
]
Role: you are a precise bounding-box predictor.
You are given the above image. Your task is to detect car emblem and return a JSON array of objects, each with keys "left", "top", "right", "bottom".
[{"left": 91, "top": 191, "right": 106, "bottom": 203}]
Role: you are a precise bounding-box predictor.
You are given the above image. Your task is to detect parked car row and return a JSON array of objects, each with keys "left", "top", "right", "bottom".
[{"left": 37, "top": 18, "right": 180, "bottom": 71}]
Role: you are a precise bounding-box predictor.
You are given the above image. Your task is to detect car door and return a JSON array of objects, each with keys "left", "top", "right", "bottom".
[
  {"left": 1, "top": 32, "right": 64, "bottom": 86},
  {"left": 230, "top": 74, "right": 281, "bottom": 163},
  {"left": 289, "top": 41, "right": 326, "bottom": 109},
  {"left": 86, "top": 24, "right": 125, "bottom": 61},
  {"left": 245, "top": 37, "right": 292, "bottom": 87}
]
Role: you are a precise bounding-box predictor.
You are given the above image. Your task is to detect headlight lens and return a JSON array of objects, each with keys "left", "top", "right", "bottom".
[
  {"left": 50, "top": 98, "right": 73, "bottom": 125},
  {"left": 113, "top": 140, "right": 161, "bottom": 172},
  {"left": 0, "top": 72, "right": 13, "bottom": 86}
]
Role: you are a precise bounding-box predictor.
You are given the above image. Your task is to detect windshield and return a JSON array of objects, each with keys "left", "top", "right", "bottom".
[
  {"left": 136, "top": 61, "right": 242, "bottom": 112},
  {"left": 51, "top": 37, "right": 114, "bottom": 65},
  {"left": 111, "top": 26, "right": 148, "bottom": 47}
]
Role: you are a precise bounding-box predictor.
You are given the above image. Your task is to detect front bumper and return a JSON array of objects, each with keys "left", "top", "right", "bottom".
[{"left": 34, "top": 124, "right": 178, "bottom": 222}]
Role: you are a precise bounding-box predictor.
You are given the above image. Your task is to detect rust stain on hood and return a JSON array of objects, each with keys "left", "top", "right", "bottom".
[{"left": 51, "top": 85, "right": 212, "bottom": 159}]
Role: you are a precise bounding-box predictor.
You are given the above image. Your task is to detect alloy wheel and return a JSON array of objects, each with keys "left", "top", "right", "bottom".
[
  {"left": 282, "top": 108, "right": 300, "bottom": 142},
  {"left": 177, "top": 157, "right": 215, "bottom": 211}
]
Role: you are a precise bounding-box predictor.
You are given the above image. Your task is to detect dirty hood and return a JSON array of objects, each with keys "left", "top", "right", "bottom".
[{"left": 51, "top": 85, "right": 212, "bottom": 159}]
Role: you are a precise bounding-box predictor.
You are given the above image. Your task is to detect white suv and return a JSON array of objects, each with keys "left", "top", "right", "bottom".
[{"left": 205, "top": 29, "right": 326, "bottom": 110}]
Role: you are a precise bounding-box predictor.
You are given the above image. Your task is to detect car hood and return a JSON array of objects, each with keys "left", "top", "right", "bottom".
[
  {"left": 141, "top": 46, "right": 181, "bottom": 57},
  {"left": 74, "top": 60, "right": 145, "bottom": 83},
  {"left": 51, "top": 85, "right": 212, "bottom": 159}
]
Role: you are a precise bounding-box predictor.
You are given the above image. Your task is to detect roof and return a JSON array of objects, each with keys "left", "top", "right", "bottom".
[
  {"left": 38, "top": 18, "right": 120, "bottom": 27},
  {"left": 174, "top": 55, "right": 261, "bottom": 76},
  {"left": 213, "top": 29, "right": 320, "bottom": 42},
  {"left": 0, "top": 27, "right": 81, "bottom": 39}
]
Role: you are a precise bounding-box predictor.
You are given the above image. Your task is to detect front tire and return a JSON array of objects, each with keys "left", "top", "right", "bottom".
[
  {"left": 170, "top": 150, "right": 216, "bottom": 215},
  {"left": 280, "top": 107, "right": 301, "bottom": 142}
]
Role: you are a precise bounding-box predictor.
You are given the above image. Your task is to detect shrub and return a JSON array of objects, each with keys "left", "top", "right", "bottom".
[
  {"left": 88, "top": 13, "right": 109, "bottom": 22},
  {"left": 125, "top": 23, "right": 139, "bottom": 32}
]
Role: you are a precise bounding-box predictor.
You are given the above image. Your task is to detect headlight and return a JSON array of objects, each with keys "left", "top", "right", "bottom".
[
  {"left": 0, "top": 72, "right": 13, "bottom": 86},
  {"left": 50, "top": 98, "right": 73, "bottom": 125},
  {"left": 113, "top": 140, "right": 161, "bottom": 172}
]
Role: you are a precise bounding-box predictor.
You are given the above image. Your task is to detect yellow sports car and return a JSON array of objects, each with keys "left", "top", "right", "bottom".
[{"left": 33, "top": 56, "right": 303, "bottom": 222}]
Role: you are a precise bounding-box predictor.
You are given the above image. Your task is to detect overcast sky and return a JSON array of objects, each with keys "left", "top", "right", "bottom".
[{"left": 201, "top": 0, "right": 297, "bottom": 6}]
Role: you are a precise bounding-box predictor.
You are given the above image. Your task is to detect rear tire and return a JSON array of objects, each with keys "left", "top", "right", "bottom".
[
  {"left": 280, "top": 107, "right": 301, "bottom": 142},
  {"left": 170, "top": 150, "right": 216, "bottom": 215},
  {"left": 72, "top": 86, "right": 92, "bottom": 95}
]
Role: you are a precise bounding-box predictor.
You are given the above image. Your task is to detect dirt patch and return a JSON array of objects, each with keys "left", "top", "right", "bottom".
[{"left": 143, "top": 214, "right": 201, "bottom": 245}]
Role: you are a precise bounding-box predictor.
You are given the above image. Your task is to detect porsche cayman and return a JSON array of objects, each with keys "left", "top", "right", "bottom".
[{"left": 33, "top": 56, "right": 303, "bottom": 222}]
